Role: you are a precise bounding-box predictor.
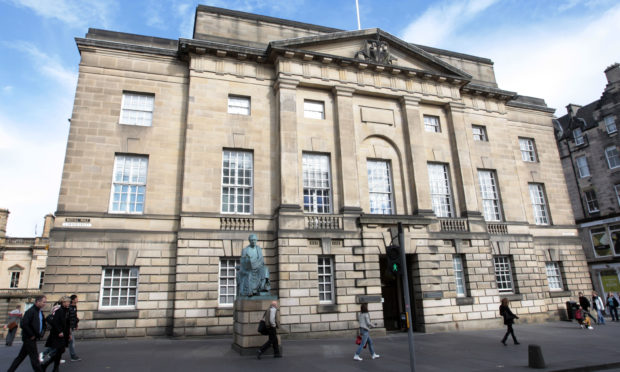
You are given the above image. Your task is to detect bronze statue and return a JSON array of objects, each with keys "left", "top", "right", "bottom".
[{"left": 237, "top": 234, "right": 270, "bottom": 297}]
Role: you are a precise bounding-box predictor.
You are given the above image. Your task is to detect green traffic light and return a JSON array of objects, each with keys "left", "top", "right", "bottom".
[{"left": 392, "top": 263, "right": 399, "bottom": 272}]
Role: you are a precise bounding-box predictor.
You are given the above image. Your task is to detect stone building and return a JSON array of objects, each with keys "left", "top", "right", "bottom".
[
  {"left": 555, "top": 63, "right": 620, "bottom": 297},
  {"left": 45, "top": 6, "right": 591, "bottom": 339},
  {"left": 0, "top": 209, "right": 51, "bottom": 336}
]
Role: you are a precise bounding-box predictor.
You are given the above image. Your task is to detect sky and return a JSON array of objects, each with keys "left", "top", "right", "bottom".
[{"left": 0, "top": 0, "right": 619, "bottom": 237}]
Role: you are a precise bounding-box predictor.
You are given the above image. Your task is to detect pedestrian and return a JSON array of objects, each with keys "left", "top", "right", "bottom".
[
  {"left": 5, "top": 304, "right": 23, "bottom": 346},
  {"left": 257, "top": 300, "right": 281, "bottom": 359},
  {"left": 68, "top": 294, "right": 81, "bottom": 361},
  {"left": 606, "top": 292, "right": 618, "bottom": 321},
  {"left": 578, "top": 292, "right": 597, "bottom": 324},
  {"left": 499, "top": 298, "right": 520, "bottom": 345},
  {"left": 41, "top": 296, "right": 71, "bottom": 372},
  {"left": 353, "top": 303, "right": 380, "bottom": 361},
  {"left": 592, "top": 291, "right": 605, "bottom": 325},
  {"left": 7, "top": 295, "right": 47, "bottom": 372},
  {"left": 575, "top": 305, "right": 593, "bottom": 329}
]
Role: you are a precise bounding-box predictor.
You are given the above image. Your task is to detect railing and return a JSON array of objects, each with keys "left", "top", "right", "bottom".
[
  {"left": 439, "top": 218, "right": 469, "bottom": 232},
  {"left": 306, "top": 215, "right": 343, "bottom": 230},
  {"left": 220, "top": 217, "right": 254, "bottom": 231},
  {"left": 487, "top": 223, "right": 508, "bottom": 235}
]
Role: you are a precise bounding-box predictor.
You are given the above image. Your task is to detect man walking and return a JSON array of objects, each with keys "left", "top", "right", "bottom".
[
  {"left": 257, "top": 301, "right": 281, "bottom": 359},
  {"left": 68, "top": 294, "right": 81, "bottom": 361},
  {"left": 592, "top": 291, "right": 606, "bottom": 325},
  {"left": 7, "top": 295, "right": 47, "bottom": 372},
  {"left": 5, "top": 305, "right": 22, "bottom": 346},
  {"left": 578, "top": 292, "right": 597, "bottom": 324}
]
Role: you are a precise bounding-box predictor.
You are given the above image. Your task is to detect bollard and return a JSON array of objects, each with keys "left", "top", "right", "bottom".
[{"left": 528, "top": 344, "right": 546, "bottom": 369}]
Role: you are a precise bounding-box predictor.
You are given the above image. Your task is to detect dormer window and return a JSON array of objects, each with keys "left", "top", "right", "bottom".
[{"left": 573, "top": 128, "right": 584, "bottom": 146}]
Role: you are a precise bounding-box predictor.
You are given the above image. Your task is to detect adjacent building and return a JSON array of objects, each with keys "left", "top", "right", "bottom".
[
  {"left": 0, "top": 209, "right": 51, "bottom": 336},
  {"left": 45, "top": 6, "right": 591, "bottom": 339},
  {"left": 555, "top": 63, "right": 620, "bottom": 297}
]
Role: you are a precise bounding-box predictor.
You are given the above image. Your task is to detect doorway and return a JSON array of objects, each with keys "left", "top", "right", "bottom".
[{"left": 380, "top": 254, "right": 416, "bottom": 331}]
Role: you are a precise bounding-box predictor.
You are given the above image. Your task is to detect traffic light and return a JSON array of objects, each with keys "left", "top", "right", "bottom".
[{"left": 386, "top": 245, "right": 403, "bottom": 275}]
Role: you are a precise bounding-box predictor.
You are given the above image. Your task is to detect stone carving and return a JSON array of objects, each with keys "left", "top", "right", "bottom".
[
  {"left": 355, "top": 38, "right": 395, "bottom": 65},
  {"left": 236, "top": 233, "right": 271, "bottom": 297}
]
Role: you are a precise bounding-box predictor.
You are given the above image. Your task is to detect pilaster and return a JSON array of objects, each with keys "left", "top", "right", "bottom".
[{"left": 275, "top": 77, "right": 301, "bottom": 209}]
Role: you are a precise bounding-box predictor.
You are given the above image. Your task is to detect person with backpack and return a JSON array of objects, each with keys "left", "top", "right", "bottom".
[
  {"left": 499, "top": 298, "right": 520, "bottom": 345},
  {"left": 606, "top": 292, "right": 619, "bottom": 322},
  {"left": 7, "top": 295, "right": 47, "bottom": 372},
  {"left": 41, "top": 296, "right": 71, "bottom": 372},
  {"left": 575, "top": 305, "right": 593, "bottom": 329}
]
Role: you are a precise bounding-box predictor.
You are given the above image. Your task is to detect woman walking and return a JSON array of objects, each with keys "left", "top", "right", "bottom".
[
  {"left": 41, "top": 296, "right": 71, "bottom": 372},
  {"left": 353, "top": 303, "right": 380, "bottom": 361},
  {"left": 499, "top": 298, "right": 520, "bottom": 346}
]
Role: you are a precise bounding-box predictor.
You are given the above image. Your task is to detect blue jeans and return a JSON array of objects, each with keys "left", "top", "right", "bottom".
[
  {"left": 355, "top": 328, "right": 375, "bottom": 356},
  {"left": 597, "top": 309, "right": 605, "bottom": 324},
  {"left": 69, "top": 329, "right": 77, "bottom": 358}
]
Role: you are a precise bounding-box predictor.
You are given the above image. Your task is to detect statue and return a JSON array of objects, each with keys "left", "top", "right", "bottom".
[
  {"left": 236, "top": 234, "right": 270, "bottom": 297},
  {"left": 354, "top": 38, "right": 396, "bottom": 65}
]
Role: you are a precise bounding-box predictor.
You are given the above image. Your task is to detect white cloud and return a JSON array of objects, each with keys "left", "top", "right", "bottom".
[
  {"left": 2, "top": 86, "right": 13, "bottom": 94},
  {"left": 400, "top": 2, "right": 620, "bottom": 116},
  {"left": 7, "top": 0, "right": 118, "bottom": 29},
  {"left": 401, "top": 0, "right": 499, "bottom": 46}
]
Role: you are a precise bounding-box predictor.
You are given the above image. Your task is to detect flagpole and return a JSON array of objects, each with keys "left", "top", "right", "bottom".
[{"left": 355, "top": 0, "right": 361, "bottom": 30}]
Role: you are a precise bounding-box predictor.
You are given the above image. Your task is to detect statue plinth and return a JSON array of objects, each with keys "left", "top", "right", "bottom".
[{"left": 231, "top": 297, "right": 281, "bottom": 355}]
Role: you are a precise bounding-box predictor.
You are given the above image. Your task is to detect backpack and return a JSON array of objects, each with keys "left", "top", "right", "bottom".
[{"left": 575, "top": 308, "right": 583, "bottom": 320}]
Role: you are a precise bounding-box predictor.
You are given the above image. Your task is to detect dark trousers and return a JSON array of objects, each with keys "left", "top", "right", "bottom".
[
  {"left": 610, "top": 306, "right": 619, "bottom": 321},
  {"left": 7, "top": 338, "right": 43, "bottom": 372},
  {"left": 584, "top": 310, "right": 597, "bottom": 323},
  {"left": 501, "top": 324, "right": 518, "bottom": 343},
  {"left": 41, "top": 346, "right": 65, "bottom": 372},
  {"left": 259, "top": 327, "right": 280, "bottom": 356},
  {"left": 5, "top": 327, "right": 17, "bottom": 346}
]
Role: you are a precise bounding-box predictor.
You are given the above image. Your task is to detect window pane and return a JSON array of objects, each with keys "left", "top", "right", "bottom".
[
  {"left": 428, "top": 163, "right": 453, "bottom": 217},
  {"left": 304, "top": 100, "right": 325, "bottom": 119},
  {"left": 519, "top": 138, "right": 537, "bottom": 162},
  {"left": 478, "top": 170, "right": 502, "bottom": 221},
  {"left": 120, "top": 93, "right": 154, "bottom": 126},
  {"left": 528, "top": 183, "right": 549, "bottom": 225},
  {"left": 493, "top": 256, "right": 513, "bottom": 293},
  {"left": 219, "top": 258, "right": 240, "bottom": 305},
  {"left": 100, "top": 267, "right": 139, "bottom": 308},
  {"left": 303, "top": 154, "right": 332, "bottom": 214},
  {"left": 109, "top": 155, "right": 148, "bottom": 214},
  {"left": 221, "top": 151, "right": 253, "bottom": 214},
  {"left": 367, "top": 160, "right": 393, "bottom": 214},
  {"left": 424, "top": 115, "right": 440, "bottom": 133},
  {"left": 318, "top": 256, "right": 334, "bottom": 304}
]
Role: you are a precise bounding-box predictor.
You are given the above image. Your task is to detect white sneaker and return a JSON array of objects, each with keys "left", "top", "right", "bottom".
[
  {"left": 588, "top": 326, "right": 593, "bottom": 330},
  {"left": 60, "top": 360, "right": 66, "bottom": 364},
  {"left": 39, "top": 352, "right": 44, "bottom": 362},
  {"left": 372, "top": 354, "right": 380, "bottom": 359},
  {"left": 353, "top": 354, "right": 363, "bottom": 361}
]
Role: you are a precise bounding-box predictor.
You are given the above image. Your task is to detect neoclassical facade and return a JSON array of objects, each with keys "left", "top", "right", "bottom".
[
  {"left": 555, "top": 63, "right": 620, "bottom": 297},
  {"left": 46, "top": 6, "right": 590, "bottom": 338}
]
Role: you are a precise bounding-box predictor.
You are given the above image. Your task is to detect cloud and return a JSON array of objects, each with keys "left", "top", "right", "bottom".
[
  {"left": 6, "top": 0, "right": 118, "bottom": 29},
  {"left": 2, "top": 86, "right": 13, "bottom": 94},
  {"left": 401, "top": 0, "right": 499, "bottom": 46}
]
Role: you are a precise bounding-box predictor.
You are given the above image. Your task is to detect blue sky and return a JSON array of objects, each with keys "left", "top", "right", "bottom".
[{"left": 1, "top": 0, "right": 619, "bottom": 236}]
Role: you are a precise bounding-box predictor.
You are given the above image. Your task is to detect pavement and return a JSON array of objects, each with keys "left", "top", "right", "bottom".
[{"left": 1, "top": 320, "right": 620, "bottom": 372}]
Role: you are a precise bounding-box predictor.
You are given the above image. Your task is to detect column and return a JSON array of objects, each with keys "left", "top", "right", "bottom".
[
  {"left": 333, "top": 86, "right": 362, "bottom": 213},
  {"left": 275, "top": 77, "right": 301, "bottom": 210},
  {"left": 400, "top": 96, "right": 433, "bottom": 215}
]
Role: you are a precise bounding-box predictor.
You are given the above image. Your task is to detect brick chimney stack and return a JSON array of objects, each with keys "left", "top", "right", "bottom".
[
  {"left": 0, "top": 209, "right": 9, "bottom": 238},
  {"left": 42, "top": 214, "right": 55, "bottom": 238},
  {"left": 605, "top": 63, "right": 620, "bottom": 84},
  {"left": 566, "top": 104, "right": 582, "bottom": 118}
]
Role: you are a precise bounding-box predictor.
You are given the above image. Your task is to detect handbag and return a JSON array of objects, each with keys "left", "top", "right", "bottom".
[
  {"left": 355, "top": 335, "right": 362, "bottom": 345},
  {"left": 257, "top": 320, "right": 268, "bottom": 335},
  {"left": 7, "top": 321, "right": 17, "bottom": 330}
]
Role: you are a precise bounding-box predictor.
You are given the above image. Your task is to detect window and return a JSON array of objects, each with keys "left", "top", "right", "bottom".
[
  {"left": 39, "top": 271, "right": 44, "bottom": 290},
  {"left": 228, "top": 95, "right": 250, "bottom": 115},
  {"left": 519, "top": 138, "right": 537, "bottom": 162},
  {"left": 472, "top": 125, "right": 487, "bottom": 141},
  {"left": 219, "top": 258, "right": 240, "bottom": 306},
  {"left": 221, "top": 150, "right": 253, "bottom": 214},
  {"left": 424, "top": 115, "right": 441, "bottom": 133},
  {"left": 109, "top": 155, "right": 148, "bottom": 214},
  {"left": 528, "top": 183, "right": 550, "bottom": 225},
  {"left": 9, "top": 272, "right": 20, "bottom": 289},
  {"left": 100, "top": 268, "right": 139, "bottom": 308},
  {"left": 453, "top": 255, "right": 467, "bottom": 297},
  {"left": 304, "top": 100, "right": 325, "bottom": 120},
  {"left": 318, "top": 256, "right": 334, "bottom": 303},
  {"left": 120, "top": 92, "right": 154, "bottom": 126},
  {"left": 610, "top": 224, "right": 620, "bottom": 256},
  {"left": 428, "top": 163, "right": 454, "bottom": 217},
  {"left": 576, "top": 156, "right": 590, "bottom": 178},
  {"left": 615, "top": 184, "right": 620, "bottom": 206},
  {"left": 478, "top": 170, "right": 502, "bottom": 221},
  {"left": 591, "top": 227, "right": 612, "bottom": 257},
  {"left": 493, "top": 256, "right": 514, "bottom": 293},
  {"left": 605, "top": 116, "right": 617, "bottom": 134},
  {"left": 545, "top": 262, "right": 563, "bottom": 291},
  {"left": 303, "top": 153, "right": 332, "bottom": 214},
  {"left": 573, "top": 128, "right": 584, "bottom": 146},
  {"left": 367, "top": 160, "right": 393, "bottom": 214},
  {"left": 605, "top": 146, "right": 620, "bottom": 169},
  {"left": 584, "top": 190, "right": 599, "bottom": 213}
]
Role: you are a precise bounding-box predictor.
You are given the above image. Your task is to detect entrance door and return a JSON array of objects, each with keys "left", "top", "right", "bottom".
[{"left": 380, "top": 255, "right": 415, "bottom": 330}]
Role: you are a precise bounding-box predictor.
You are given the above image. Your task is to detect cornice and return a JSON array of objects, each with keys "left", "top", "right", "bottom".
[
  {"left": 76, "top": 38, "right": 178, "bottom": 58},
  {"left": 461, "top": 83, "right": 516, "bottom": 102}
]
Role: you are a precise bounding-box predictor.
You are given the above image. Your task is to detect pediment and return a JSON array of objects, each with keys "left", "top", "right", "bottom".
[{"left": 270, "top": 29, "right": 471, "bottom": 80}]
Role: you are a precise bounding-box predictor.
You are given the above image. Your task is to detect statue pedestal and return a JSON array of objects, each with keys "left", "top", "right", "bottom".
[{"left": 232, "top": 297, "right": 280, "bottom": 356}]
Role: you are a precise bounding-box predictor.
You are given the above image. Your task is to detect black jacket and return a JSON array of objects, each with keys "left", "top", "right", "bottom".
[
  {"left": 45, "top": 306, "right": 70, "bottom": 349},
  {"left": 500, "top": 305, "right": 518, "bottom": 325},
  {"left": 19, "top": 305, "right": 45, "bottom": 340},
  {"left": 68, "top": 304, "right": 79, "bottom": 329},
  {"left": 579, "top": 296, "right": 591, "bottom": 311}
]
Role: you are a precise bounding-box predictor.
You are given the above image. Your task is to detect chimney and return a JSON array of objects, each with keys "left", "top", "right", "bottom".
[
  {"left": 605, "top": 63, "right": 620, "bottom": 84},
  {"left": 0, "top": 209, "right": 9, "bottom": 238},
  {"left": 566, "top": 104, "right": 582, "bottom": 118},
  {"left": 42, "top": 214, "right": 55, "bottom": 238}
]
